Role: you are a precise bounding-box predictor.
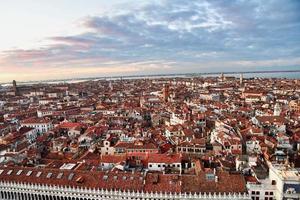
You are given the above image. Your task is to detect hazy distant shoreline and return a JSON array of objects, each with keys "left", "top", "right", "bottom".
[{"left": 1, "top": 70, "right": 300, "bottom": 87}]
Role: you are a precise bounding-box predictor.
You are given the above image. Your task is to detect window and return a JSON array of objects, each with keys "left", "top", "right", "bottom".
[
  {"left": 36, "top": 171, "right": 42, "bottom": 177},
  {"left": 57, "top": 173, "right": 63, "bottom": 179},
  {"left": 26, "top": 171, "right": 32, "bottom": 176},
  {"left": 271, "top": 180, "right": 276, "bottom": 185},
  {"left": 16, "top": 170, "right": 23, "bottom": 175},
  {"left": 68, "top": 173, "right": 74, "bottom": 180},
  {"left": 206, "top": 173, "right": 215, "bottom": 181},
  {"left": 158, "top": 164, "right": 161, "bottom": 167},
  {"left": 46, "top": 172, "right": 52, "bottom": 178}
]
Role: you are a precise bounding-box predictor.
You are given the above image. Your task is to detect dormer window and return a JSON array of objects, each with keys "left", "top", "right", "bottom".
[{"left": 206, "top": 173, "right": 215, "bottom": 181}]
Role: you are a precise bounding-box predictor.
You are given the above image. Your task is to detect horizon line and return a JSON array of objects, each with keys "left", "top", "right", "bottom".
[{"left": 1, "top": 69, "right": 300, "bottom": 85}]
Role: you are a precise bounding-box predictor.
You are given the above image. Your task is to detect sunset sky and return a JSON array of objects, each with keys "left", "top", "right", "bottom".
[{"left": 0, "top": 0, "right": 300, "bottom": 82}]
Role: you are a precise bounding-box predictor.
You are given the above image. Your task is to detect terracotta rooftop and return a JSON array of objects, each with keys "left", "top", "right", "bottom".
[
  {"left": 0, "top": 166, "right": 247, "bottom": 194},
  {"left": 59, "top": 122, "right": 83, "bottom": 129},
  {"left": 21, "top": 118, "right": 51, "bottom": 124},
  {"left": 148, "top": 153, "right": 182, "bottom": 164}
]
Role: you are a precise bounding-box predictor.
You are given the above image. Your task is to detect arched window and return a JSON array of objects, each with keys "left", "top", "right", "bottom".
[
  {"left": 24, "top": 193, "right": 28, "bottom": 200},
  {"left": 11, "top": 192, "right": 15, "bottom": 199},
  {"left": 7, "top": 192, "right": 11, "bottom": 199},
  {"left": 16, "top": 192, "right": 20, "bottom": 200},
  {"left": 21, "top": 192, "right": 25, "bottom": 200}
]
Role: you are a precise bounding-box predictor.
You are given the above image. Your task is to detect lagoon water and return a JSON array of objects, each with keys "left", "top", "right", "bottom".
[{"left": 1, "top": 71, "right": 300, "bottom": 87}]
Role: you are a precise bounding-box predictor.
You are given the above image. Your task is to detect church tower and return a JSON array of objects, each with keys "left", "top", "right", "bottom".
[
  {"left": 220, "top": 73, "right": 225, "bottom": 82},
  {"left": 12, "top": 80, "right": 19, "bottom": 96},
  {"left": 162, "top": 84, "right": 170, "bottom": 102},
  {"left": 240, "top": 73, "right": 243, "bottom": 85},
  {"left": 109, "top": 81, "right": 113, "bottom": 91}
]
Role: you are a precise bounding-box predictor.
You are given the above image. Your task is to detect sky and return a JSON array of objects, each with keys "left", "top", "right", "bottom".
[{"left": 0, "top": 0, "right": 300, "bottom": 82}]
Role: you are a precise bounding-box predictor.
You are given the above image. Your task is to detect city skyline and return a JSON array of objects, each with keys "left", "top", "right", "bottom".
[{"left": 1, "top": 0, "right": 300, "bottom": 82}]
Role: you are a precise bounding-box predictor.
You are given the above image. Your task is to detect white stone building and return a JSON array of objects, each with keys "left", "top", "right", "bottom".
[
  {"left": 20, "top": 118, "right": 53, "bottom": 135},
  {"left": 100, "top": 140, "right": 115, "bottom": 155},
  {"left": 147, "top": 154, "right": 182, "bottom": 173},
  {"left": 247, "top": 163, "right": 300, "bottom": 200},
  {"left": 269, "top": 165, "right": 300, "bottom": 200}
]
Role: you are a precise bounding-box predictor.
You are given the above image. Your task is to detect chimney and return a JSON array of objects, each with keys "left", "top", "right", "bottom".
[{"left": 215, "top": 176, "right": 218, "bottom": 182}]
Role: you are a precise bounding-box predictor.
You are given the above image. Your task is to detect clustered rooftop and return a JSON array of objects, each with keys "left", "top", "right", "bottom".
[{"left": 0, "top": 75, "right": 299, "bottom": 199}]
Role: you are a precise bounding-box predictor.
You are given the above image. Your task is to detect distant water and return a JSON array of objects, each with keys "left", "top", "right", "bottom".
[
  {"left": 1, "top": 71, "right": 299, "bottom": 87},
  {"left": 201, "top": 72, "right": 300, "bottom": 79},
  {"left": 241, "top": 72, "right": 300, "bottom": 79}
]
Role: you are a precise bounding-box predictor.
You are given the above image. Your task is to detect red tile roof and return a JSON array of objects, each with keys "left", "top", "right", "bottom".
[
  {"left": 59, "top": 122, "right": 83, "bottom": 129},
  {"left": 148, "top": 153, "right": 182, "bottom": 164},
  {"left": 0, "top": 166, "right": 247, "bottom": 194}
]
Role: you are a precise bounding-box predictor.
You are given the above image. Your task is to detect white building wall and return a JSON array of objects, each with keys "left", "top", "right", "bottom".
[
  {"left": 148, "top": 162, "right": 182, "bottom": 172},
  {"left": 25, "top": 129, "right": 38, "bottom": 142},
  {"left": 247, "top": 183, "right": 275, "bottom": 200},
  {"left": 20, "top": 123, "right": 53, "bottom": 134},
  {"left": 100, "top": 141, "right": 115, "bottom": 155},
  {"left": 268, "top": 166, "right": 300, "bottom": 200}
]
